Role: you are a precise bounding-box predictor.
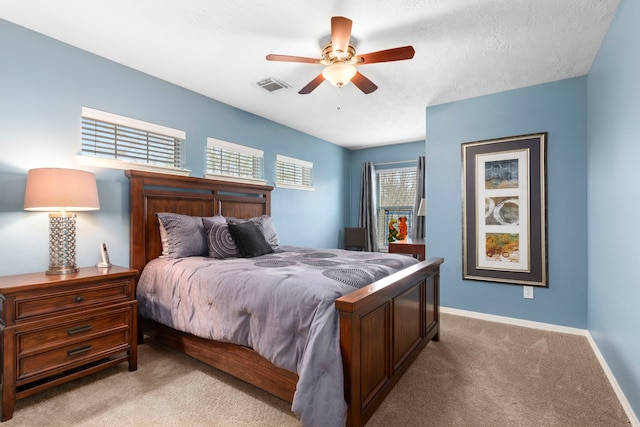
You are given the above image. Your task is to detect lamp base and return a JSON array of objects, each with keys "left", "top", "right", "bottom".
[
  {"left": 47, "top": 212, "right": 79, "bottom": 275},
  {"left": 46, "top": 265, "right": 79, "bottom": 275}
]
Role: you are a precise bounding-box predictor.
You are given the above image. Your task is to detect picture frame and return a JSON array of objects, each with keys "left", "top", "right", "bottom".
[{"left": 461, "top": 133, "right": 548, "bottom": 287}]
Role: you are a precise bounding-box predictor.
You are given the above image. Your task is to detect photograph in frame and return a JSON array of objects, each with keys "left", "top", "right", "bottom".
[{"left": 462, "top": 133, "right": 548, "bottom": 286}]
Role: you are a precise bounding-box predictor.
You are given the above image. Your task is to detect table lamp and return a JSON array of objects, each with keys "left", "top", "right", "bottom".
[
  {"left": 417, "top": 198, "right": 426, "bottom": 216},
  {"left": 24, "top": 168, "right": 100, "bottom": 275}
]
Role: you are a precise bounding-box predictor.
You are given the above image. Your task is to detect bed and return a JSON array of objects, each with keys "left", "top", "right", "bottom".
[{"left": 126, "top": 170, "right": 443, "bottom": 427}]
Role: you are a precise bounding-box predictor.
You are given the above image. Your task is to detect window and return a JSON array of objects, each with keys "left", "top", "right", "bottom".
[
  {"left": 377, "top": 167, "right": 417, "bottom": 249},
  {"left": 78, "top": 107, "right": 189, "bottom": 175},
  {"left": 205, "top": 138, "right": 266, "bottom": 184},
  {"left": 275, "top": 154, "right": 314, "bottom": 191}
]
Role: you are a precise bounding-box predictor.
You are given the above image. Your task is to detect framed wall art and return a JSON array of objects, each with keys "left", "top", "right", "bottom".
[{"left": 461, "top": 133, "right": 548, "bottom": 287}]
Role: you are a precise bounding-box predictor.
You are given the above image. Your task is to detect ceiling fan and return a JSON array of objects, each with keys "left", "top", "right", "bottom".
[{"left": 266, "top": 16, "right": 415, "bottom": 95}]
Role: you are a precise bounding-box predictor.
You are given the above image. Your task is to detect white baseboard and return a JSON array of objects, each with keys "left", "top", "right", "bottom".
[
  {"left": 440, "top": 306, "right": 587, "bottom": 335},
  {"left": 585, "top": 332, "right": 640, "bottom": 427},
  {"left": 440, "top": 306, "right": 640, "bottom": 427}
]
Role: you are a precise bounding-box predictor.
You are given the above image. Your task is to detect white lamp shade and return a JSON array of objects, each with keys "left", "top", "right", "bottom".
[
  {"left": 322, "top": 63, "right": 357, "bottom": 87},
  {"left": 24, "top": 168, "right": 100, "bottom": 212},
  {"left": 417, "top": 198, "right": 426, "bottom": 216}
]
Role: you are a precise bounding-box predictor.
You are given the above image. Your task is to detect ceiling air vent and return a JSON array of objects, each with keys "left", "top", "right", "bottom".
[{"left": 257, "top": 78, "right": 291, "bottom": 93}]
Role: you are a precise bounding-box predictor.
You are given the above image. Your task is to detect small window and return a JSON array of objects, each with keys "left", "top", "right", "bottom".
[
  {"left": 275, "top": 154, "right": 314, "bottom": 191},
  {"left": 78, "top": 107, "right": 189, "bottom": 175},
  {"left": 377, "top": 167, "right": 417, "bottom": 248},
  {"left": 205, "top": 138, "right": 266, "bottom": 184}
]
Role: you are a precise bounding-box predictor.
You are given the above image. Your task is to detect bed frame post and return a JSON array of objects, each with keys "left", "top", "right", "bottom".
[{"left": 339, "top": 307, "right": 361, "bottom": 427}]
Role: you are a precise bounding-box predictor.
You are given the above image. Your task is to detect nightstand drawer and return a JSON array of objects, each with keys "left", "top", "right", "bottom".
[
  {"left": 18, "top": 329, "right": 130, "bottom": 380},
  {"left": 18, "top": 306, "right": 131, "bottom": 355},
  {"left": 15, "top": 280, "right": 131, "bottom": 321}
]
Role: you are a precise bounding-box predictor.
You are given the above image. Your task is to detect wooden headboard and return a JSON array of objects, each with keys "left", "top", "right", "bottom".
[{"left": 125, "top": 170, "right": 273, "bottom": 276}]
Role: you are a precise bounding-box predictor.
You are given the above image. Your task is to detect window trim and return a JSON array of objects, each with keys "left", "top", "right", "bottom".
[
  {"left": 76, "top": 155, "right": 192, "bottom": 176},
  {"left": 376, "top": 166, "right": 418, "bottom": 249},
  {"left": 77, "top": 107, "right": 190, "bottom": 176},
  {"left": 275, "top": 154, "right": 315, "bottom": 191},
  {"left": 204, "top": 137, "right": 267, "bottom": 185},
  {"left": 81, "top": 107, "right": 185, "bottom": 140}
]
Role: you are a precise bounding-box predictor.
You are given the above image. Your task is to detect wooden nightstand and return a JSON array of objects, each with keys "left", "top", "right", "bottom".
[
  {"left": 388, "top": 238, "right": 426, "bottom": 261},
  {"left": 0, "top": 266, "right": 138, "bottom": 422}
]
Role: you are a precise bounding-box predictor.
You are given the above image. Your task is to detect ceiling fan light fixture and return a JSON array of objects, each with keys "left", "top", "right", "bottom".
[
  {"left": 266, "top": 16, "right": 414, "bottom": 94},
  {"left": 322, "top": 63, "right": 357, "bottom": 88}
]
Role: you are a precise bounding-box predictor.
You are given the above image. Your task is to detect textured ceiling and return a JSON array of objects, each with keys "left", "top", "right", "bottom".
[{"left": 1, "top": 0, "right": 620, "bottom": 149}]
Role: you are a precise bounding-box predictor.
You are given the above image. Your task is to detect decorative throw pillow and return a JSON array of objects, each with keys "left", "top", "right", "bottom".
[
  {"left": 156, "top": 212, "right": 208, "bottom": 258},
  {"left": 227, "top": 221, "right": 274, "bottom": 258},
  {"left": 206, "top": 215, "right": 227, "bottom": 223},
  {"left": 251, "top": 215, "right": 280, "bottom": 250},
  {"left": 226, "top": 215, "right": 280, "bottom": 250},
  {"left": 202, "top": 217, "right": 241, "bottom": 259}
]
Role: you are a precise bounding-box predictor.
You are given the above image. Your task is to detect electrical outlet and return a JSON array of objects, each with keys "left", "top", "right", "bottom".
[{"left": 523, "top": 286, "right": 534, "bottom": 299}]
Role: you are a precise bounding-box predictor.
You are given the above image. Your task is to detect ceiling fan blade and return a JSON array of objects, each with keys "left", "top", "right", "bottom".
[
  {"left": 351, "top": 72, "right": 378, "bottom": 94},
  {"left": 331, "top": 16, "right": 352, "bottom": 53},
  {"left": 266, "top": 54, "right": 320, "bottom": 64},
  {"left": 354, "top": 46, "right": 415, "bottom": 64},
  {"left": 298, "top": 74, "right": 325, "bottom": 94}
]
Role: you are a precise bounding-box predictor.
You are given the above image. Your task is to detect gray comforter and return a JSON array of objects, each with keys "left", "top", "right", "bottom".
[{"left": 136, "top": 246, "right": 419, "bottom": 427}]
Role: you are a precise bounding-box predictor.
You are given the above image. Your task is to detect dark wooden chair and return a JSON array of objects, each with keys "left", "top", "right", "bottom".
[{"left": 344, "top": 227, "right": 367, "bottom": 251}]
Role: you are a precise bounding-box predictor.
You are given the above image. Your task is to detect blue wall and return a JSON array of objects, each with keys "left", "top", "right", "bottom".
[
  {"left": 426, "top": 77, "right": 589, "bottom": 328},
  {"left": 0, "top": 19, "right": 349, "bottom": 275},
  {"left": 587, "top": 0, "right": 640, "bottom": 417}
]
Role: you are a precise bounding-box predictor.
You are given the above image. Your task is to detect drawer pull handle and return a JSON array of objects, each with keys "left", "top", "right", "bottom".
[
  {"left": 73, "top": 296, "right": 84, "bottom": 303},
  {"left": 67, "top": 324, "right": 92, "bottom": 335},
  {"left": 67, "top": 344, "right": 92, "bottom": 357}
]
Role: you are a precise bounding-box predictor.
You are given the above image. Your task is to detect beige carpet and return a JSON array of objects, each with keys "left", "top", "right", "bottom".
[{"left": 5, "top": 313, "right": 630, "bottom": 427}]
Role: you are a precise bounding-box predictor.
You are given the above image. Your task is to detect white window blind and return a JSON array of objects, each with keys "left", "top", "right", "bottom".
[
  {"left": 205, "top": 138, "right": 265, "bottom": 184},
  {"left": 78, "top": 107, "right": 189, "bottom": 175},
  {"left": 377, "top": 167, "right": 417, "bottom": 248},
  {"left": 275, "top": 154, "right": 314, "bottom": 191}
]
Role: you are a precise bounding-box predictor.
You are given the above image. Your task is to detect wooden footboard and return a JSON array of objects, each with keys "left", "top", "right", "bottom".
[
  {"left": 337, "top": 257, "right": 442, "bottom": 427},
  {"left": 126, "top": 170, "right": 443, "bottom": 426}
]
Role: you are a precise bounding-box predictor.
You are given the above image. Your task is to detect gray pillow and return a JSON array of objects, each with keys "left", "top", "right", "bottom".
[
  {"left": 227, "top": 221, "right": 273, "bottom": 258},
  {"left": 156, "top": 212, "right": 209, "bottom": 258},
  {"left": 251, "top": 215, "right": 280, "bottom": 250},
  {"left": 202, "top": 217, "right": 241, "bottom": 259},
  {"left": 227, "top": 215, "right": 280, "bottom": 250}
]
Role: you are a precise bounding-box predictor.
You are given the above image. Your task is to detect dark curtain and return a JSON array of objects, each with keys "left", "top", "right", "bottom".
[
  {"left": 412, "top": 156, "right": 426, "bottom": 239},
  {"left": 358, "top": 162, "right": 379, "bottom": 252}
]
